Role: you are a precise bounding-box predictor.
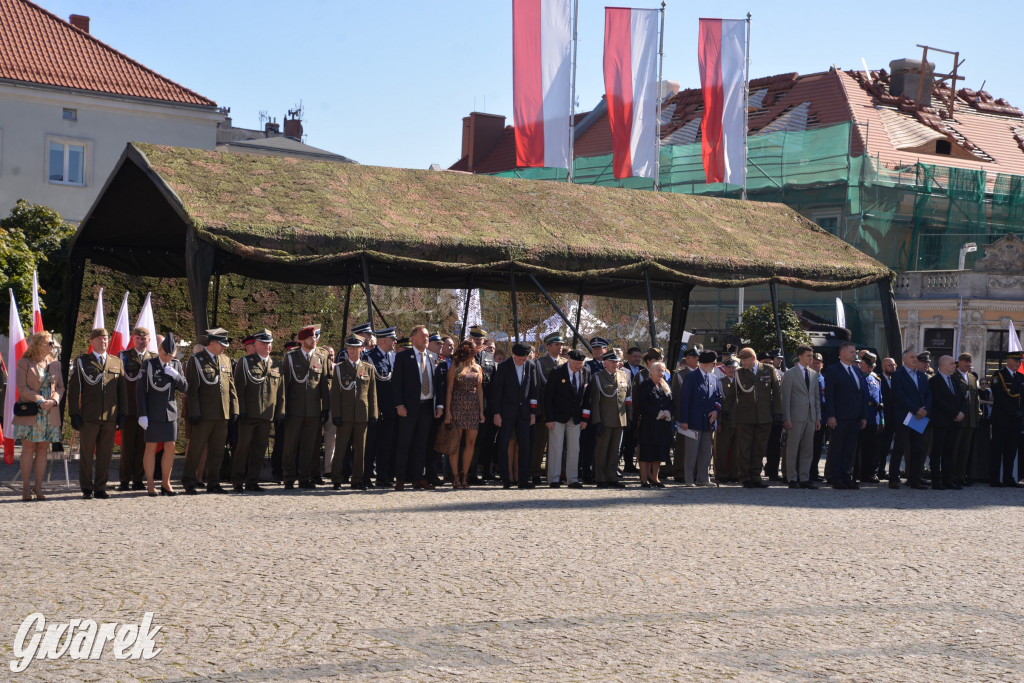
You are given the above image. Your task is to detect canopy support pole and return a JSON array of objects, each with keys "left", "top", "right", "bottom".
[
  {"left": 510, "top": 264, "right": 520, "bottom": 343},
  {"left": 571, "top": 286, "right": 584, "bottom": 349},
  {"left": 340, "top": 283, "right": 352, "bottom": 339},
  {"left": 211, "top": 273, "right": 221, "bottom": 327},
  {"left": 361, "top": 254, "right": 373, "bottom": 327},
  {"left": 769, "top": 281, "right": 786, "bottom": 364},
  {"left": 528, "top": 274, "right": 592, "bottom": 353},
  {"left": 461, "top": 277, "right": 473, "bottom": 339},
  {"left": 358, "top": 283, "right": 389, "bottom": 329},
  {"left": 877, "top": 279, "right": 903, "bottom": 361},
  {"left": 644, "top": 266, "right": 657, "bottom": 348},
  {"left": 667, "top": 284, "right": 693, "bottom": 370},
  {"left": 60, "top": 253, "right": 86, "bottom": 402},
  {"left": 185, "top": 227, "right": 216, "bottom": 339}
]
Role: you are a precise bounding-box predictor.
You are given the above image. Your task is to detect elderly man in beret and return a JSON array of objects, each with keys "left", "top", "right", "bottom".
[
  {"left": 676, "top": 349, "right": 722, "bottom": 486},
  {"left": 492, "top": 342, "right": 540, "bottom": 488}
]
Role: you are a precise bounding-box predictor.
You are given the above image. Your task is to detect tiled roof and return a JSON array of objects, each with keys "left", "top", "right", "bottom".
[{"left": 0, "top": 0, "right": 215, "bottom": 106}]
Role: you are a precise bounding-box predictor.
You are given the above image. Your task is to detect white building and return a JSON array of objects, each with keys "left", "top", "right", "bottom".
[{"left": 0, "top": 4, "right": 220, "bottom": 223}]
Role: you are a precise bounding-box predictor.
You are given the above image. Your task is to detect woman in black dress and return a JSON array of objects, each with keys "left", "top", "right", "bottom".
[
  {"left": 634, "top": 361, "right": 673, "bottom": 488},
  {"left": 138, "top": 334, "right": 188, "bottom": 496}
]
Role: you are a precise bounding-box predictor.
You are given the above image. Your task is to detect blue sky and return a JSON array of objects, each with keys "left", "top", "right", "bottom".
[{"left": 41, "top": 0, "right": 1021, "bottom": 169}]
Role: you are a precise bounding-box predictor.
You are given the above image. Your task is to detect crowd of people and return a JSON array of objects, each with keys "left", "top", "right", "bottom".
[{"left": 5, "top": 317, "right": 1023, "bottom": 501}]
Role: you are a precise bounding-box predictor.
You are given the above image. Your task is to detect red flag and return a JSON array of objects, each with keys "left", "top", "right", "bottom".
[
  {"left": 698, "top": 18, "right": 747, "bottom": 185},
  {"left": 4, "top": 289, "right": 28, "bottom": 465},
  {"left": 512, "top": 0, "right": 572, "bottom": 169}
]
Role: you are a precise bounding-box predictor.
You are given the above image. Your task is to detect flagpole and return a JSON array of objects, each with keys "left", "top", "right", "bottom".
[
  {"left": 742, "top": 12, "right": 750, "bottom": 201},
  {"left": 654, "top": 1, "right": 666, "bottom": 192},
  {"left": 567, "top": 0, "right": 579, "bottom": 184}
]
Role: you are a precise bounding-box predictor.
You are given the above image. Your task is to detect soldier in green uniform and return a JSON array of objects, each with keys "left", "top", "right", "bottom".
[
  {"left": 231, "top": 329, "right": 284, "bottom": 492},
  {"left": 532, "top": 333, "right": 565, "bottom": 483},
  {"left": 330, "top": 335, "right": 378, "bottom": 490},
  {"left": 733, "top": 347, "right": 782, "bottom": 487},
  {"left": 67, "top": 328, "right": 129, "bottom": 499},
  {"left": 713, "top": 358, "right": 741, "bottom": 482},
  {"left": 182, "top": 328, "right": 238, "bottom": 494},
  {"left": 591, "top": 350, "right": 631, "bottom": 488},
  {"left": 282, "top": 324, "right": 331, "bottom": 489},
  {"left": 118, "top": 326, "right": 156, "bottom": 491}
]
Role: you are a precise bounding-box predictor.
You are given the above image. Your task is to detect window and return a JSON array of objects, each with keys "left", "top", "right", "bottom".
[
  {"left": 47, "top": 138, "right": 86, "bottom": 185},
  {"left": 811, "top": 211, "right": 841, "bottom": 235},
  {"left": 62, "top": 108, "right": 77, "bottom": 121}
]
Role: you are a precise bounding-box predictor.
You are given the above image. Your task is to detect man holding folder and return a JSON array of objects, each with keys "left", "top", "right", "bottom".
[{"left": 891, "top": 349, "right": 933, "bottom": 489}]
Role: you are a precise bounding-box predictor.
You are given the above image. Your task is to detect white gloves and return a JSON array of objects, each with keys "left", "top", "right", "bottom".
[
  {"left": 138, "top": 416, "right": 149, "bottom": 430},
  {"left": 163, "top": 364, "right": 180, "bottom": 379}
]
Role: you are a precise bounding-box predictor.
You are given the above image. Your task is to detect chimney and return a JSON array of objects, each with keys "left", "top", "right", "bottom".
[
  {"left": 460, "top": 112, "right": 506, "bottom": 173},
  {"left": 283, "top": 116, "right": 303, "bottom": 140},
  {"left": 69, "top": 14, "right": 90, "bottom": 33},
  {"left": 889, "top": 58, "right": 935, "bottom": 107},
  {"left": 264, "top": 120, "right": 280, "bottom": 136}
]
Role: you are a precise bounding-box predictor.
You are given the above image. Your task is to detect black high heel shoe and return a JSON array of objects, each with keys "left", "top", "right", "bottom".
[
  {"left": 147, "top": 489, "right": 158, "bottom": 497},
  {"left": 160, "top": 486, "right": 176, "bottom": 497}
]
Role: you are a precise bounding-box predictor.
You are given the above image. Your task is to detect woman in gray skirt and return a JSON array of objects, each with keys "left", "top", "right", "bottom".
[{"left": 138, "top": 333, "right": 188, "bottom": 496}]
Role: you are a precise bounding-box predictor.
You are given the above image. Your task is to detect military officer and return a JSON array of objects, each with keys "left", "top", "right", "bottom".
[
  {"left": 331, "top": 335, "right": 378, "bottom": 490},
  {"left": 579, "top": 336, "right": 609, "bottom": 483},
  {"left": 733, "top": 347, "right": 783, "bottom": 487},
  {"left": 182, "top": 328, "right": 238, "bottom": 494},
  {"left": 591, "top": 350, "right": 632, "bottom": 488},
  {"left": 713, "top": 358, "right": 741, "bottom": 483},
  {"left": 366, "top": 327, "right": 397, "bottom": 486},
  {"left": 117, "top": 326, "right": 156, "bottom": 491},
  {"left": 137, "top": 333, "right": 188, "bottom": 496},
  {"left": 231, "top": 329, "right": 284, "bottom": 492},
  {"left": 68, "top": 328, "right": 129, "bottom": 499},
  {"left": 953, "top": 353, "right": 981, "bottom": 487},
  {"left": 532, "top": 333, "right": 565, "bottom": 484},
  {"left": 988, "top": 350, "right": 1023, "bottom": 486},
  {"left": 856, "top": 352, "right": 884, "bottom": 483},
  {"left": 282, "top": 324, "right": 331, "bottom": 489},
  {"left": 352, "top": 322, "right": 375, "bottom": 359}
]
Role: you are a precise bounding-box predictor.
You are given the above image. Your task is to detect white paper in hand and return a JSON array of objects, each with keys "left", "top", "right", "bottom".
[{"left": 676, "top": 426, "right": 698, "bottom": 439}]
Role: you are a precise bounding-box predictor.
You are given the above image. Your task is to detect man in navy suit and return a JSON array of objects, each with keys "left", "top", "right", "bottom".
[
  {"left": 392, "top": 325, "right": 442, "bottom": 490},
  {"left": 824, "top": 342, "right": 868, "bottom": 488},
  {"left": 890, "top": 348, "right": 933, "bottom": 489},
  {"left": 543, "top": 349, "right": 591, "bottom": 488},
  {"left": 928, "top": 355, "right": 966, "bottom": 489},
  {"left": 676, "top": 350, "right": 722, "bottom": 486},
  {"left": 492, "top": 342, "right": 540, "bottom": 488}
]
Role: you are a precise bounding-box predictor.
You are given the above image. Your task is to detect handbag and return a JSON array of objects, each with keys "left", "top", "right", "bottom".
[{"left": 13, "top": 402, "right": 39, "bottom": 417}]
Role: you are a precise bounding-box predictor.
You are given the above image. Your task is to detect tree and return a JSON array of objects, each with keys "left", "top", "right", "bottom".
[
  {"left": 734, "top": 301, "right": 810, "bottom": 357},
  {"left": 0, "top": 200, "right": 76, "bottom": 327}
]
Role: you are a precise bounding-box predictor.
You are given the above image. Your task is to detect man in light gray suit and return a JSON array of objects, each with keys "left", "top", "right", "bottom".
[{"left": 782, "top": 344, "right": 822, "bottom": 488}]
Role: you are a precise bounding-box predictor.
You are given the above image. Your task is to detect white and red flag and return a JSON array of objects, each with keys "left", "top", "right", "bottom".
[
  {"left": 31, "top": 270, "right": 43, "bottom": 334},
  {"left": 1008, "top": 320, "right": 1024, "bottom": 375},
  {"left": 603, "top": 7, "right": 660, "bottom": 179},
  {"left": 698, "top": 18, "right": 747, "bottom": 185},
  {"left": 3, "top": 289, "right": 28, "bottom": 465},
  {"left": 88, "top": 287, "right": 105, "bottom": 353},
  {"left": 512, "top": 0, "right": 572, "bottom": 169},
  {"left": 108, "top": 292, "right": 131, "bottom": 356},
  {"left": 136, "top": 293, "right": 158, "bottom": 354}
]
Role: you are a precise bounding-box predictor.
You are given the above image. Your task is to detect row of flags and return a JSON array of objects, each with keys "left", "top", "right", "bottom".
[
  {"left": 2, "top": 280, "right": 157, "bottom": 464},
  {"left": 511, "top": 0, "right": 748, "bottom": 184}
]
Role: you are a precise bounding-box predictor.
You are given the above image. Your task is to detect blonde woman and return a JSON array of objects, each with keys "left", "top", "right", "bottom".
[
  {"left": 13, "top": 331, "right": 64, "bottom": 501},
  {"left": 634, "top": 361, "right": 673, "bottom": 488},
  {"left": 435, "top": 340, "right": 485, "bottom": 488}
]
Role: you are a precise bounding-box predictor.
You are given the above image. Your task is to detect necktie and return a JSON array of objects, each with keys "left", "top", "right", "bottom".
[
  {"left": 420, "top": 352, "right": 430, "bottom": 395},
  {"left": 848, "top": 365, "right": 858, "bottom": 388},
  {"left": 804, "top": 368, "right": 810, "bottom": 390},
  {"left": 946, "top": 374, "right": 953, "bottom": 393},
  {"left": 572, "top": 372, "right": 577, "bottom": 393}
]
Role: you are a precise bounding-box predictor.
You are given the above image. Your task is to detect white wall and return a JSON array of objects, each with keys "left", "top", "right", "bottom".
[{"left": 0, "top": 83, "right": 220, "bottom": 223}]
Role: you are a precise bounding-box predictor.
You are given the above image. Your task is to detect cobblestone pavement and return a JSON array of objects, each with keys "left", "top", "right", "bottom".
[{"left": 2, "top": 458, "right": 1023, "bottom": 681}]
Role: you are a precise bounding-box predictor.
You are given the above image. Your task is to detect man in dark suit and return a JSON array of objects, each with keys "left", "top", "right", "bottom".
[
  {"left": 953, "top": 353, "right": 981, "bottom": 487},
  {"left": 823, "top": 342, "right": 868, "bottom": 489},
  {"left": 470, "top": 325, "right": 498, "bottom": 483},
  {"left": 543, "top": 349, "right": 591, "bottom": 488},
  {"left": 492, "top": 342, "right": 539, "bottom": 488},
  {"left": 891, "top": 348, "right": 933, "bottom": 489},
  {"left": 927, "top": 355, "right": 966, "bottom": 489},
  {"left": 676, "top": 350, "right": 722, "bottom": 486},
  {"left": 988, "top": 350, "right": 1023, "bottom": 487},
  {"left": 876, "top": 357, "right": 900, "bottom": 480},
  {"left": 392, "top": 325, "right": 441, "bottom": 490}
]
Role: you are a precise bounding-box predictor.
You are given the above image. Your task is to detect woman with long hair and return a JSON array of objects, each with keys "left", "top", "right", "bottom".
[
  {"left": 435, "top": 340, "right": 485, "bottom": 488},
  {"left": 13, "top": 331, "right": 64, "bottom": 501}
]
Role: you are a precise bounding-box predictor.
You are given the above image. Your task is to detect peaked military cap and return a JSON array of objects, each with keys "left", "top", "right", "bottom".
[
  {"left": 352, "top": 322, "right": 373, "bottom": 335},
  {"left": 375, "top": 327, "right": 397, "bottom": 339},
  {"left": 205, "top": 328, "right": 230, "bottom": 346},
  {"left": 345, "top": 335, "right": 365, "bottom": 347},
  {"left": 253, "top": 329, "right": 273, "bottom": 343}
]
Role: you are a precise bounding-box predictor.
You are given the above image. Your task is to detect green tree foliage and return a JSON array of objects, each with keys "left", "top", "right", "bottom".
[
  {"left": 0, "top": 200, "right": 76, "bottom": 327},
  {"left": 734, "top": 302, "right": 810, "bottom": 357}
]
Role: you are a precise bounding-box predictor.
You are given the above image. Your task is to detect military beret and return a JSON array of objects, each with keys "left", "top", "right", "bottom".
[
  {"left": 512, "top": 342, "right": 532, "bottom": 357},
  {"left": 602, "top": 351, "right": 621, "bottom": 362},
  {"left": 722, "top": 344, "right": 738, "bottom": 354},
  {"left": 297, "top": 325, "right": 320, "bottom": 341},
  {"left": 683, "top": 348, "right": 700, "bottom": 358},
  {"left": 567, "top": 349, "right": 586, "bottom": 361},
  {"left": 283, "top": 340, "right": 300, "bottom": 351},
  {"left": 375, "top": 327, "right": 397, "bottom": 339},
  {"left": 543, "top": 333, "right": 565, "bottom": 345},
  {"left": 699, "top": 350, "right": 718, "bottom": 364},
  {"left": 253, "top": 329, "right": 273, "bottom": 343},
  {"left": 241, "top": 334, "right": 256, "bottom": 346},
  {"left": 205, "top": 328, "right": 230, "bottom": 346}
]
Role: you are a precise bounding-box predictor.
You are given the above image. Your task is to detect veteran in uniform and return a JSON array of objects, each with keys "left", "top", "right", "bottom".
[
  {"left": 118, "top": 326, "right": 156, "bottom": 491},
  {"left": 68, "top": 328, "right": 129, "bottom": 499},
  {"left": 856, "top": 352, "right": 884, "bottom": 483},
  {"left": 137, "top": 333, "right": 188, "bottom": 496},
  {"left": 579, "top": 336, "right": 609, "bottom": 483},
  {"left": 712, "top": 358, "right": 741, "bottom": 483},
  {"left": 590, "top": 350, "right": 631, "bottom": 488},
  {"left": 366, "top": 327, "right": 397, "bottom": 486},
  {"left": 182, "top": 328, "right": 238, "bottom": 494},
  {"left": 532, "top": 332, "right": 565, "bottom": 483},
  {"left": 988, "top": 350, "right": 1023, "bottom": 486},
  {"left": 733, "top": 347, "right": 782, "bottom": 487},
  {"left": 331, "top": 335, "right": 378, "bottom": 489},
  {"left": 231, "top": 329, "right": 284, "bottom": 492},
  {"left": 282, "top": 324, "right": 331, "bottom": 489}
]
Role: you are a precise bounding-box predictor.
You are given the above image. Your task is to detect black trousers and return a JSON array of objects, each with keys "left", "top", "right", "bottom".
[
  {"left": 876, "top": 420, "right": 897, "bottom": 476},
  {"left": 930, "top": 423, "right": 959, "bottom": 486},
  {"left": 764, "top": 422, "right": 784, "bottom": 477},
  {"left": 496, "top": 413, "right": 533, "bottom": 483},
  {"left": 811, "top": 425, "right": 829, "bottom": 479},
  {"left": 271, "top": 420, "right": 285, "bottom": 480},
  {"left": 472, "top": 416, "right": 497, "bottom": 478},
  {"left": 830, "top": 419, "right": 860, "bottom": 482},
  {"left": 370, "top": 414, "right": 397, "bottom": 484},
  {"left": 393, "top": 400, "right": 435, "bottom": 483},
  {"left": 989, "top": 421, "right": 1020, "bottom": 484},
  {"left": 857, "top": 425, "right": 880, "bottom": 480},
  {"left": 620, "top": 429, "right": 637, "bottom": 469},
  {"left": 579, "top": 423, "right": 596, "bottom": 482},
  {"left": 898, "top": 424, "right": 928, "bottom": 485}
]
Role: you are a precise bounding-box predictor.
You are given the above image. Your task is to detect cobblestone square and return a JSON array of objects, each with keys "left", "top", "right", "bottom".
[{"left": 2, "top": 463, "right": 1023, "bottom": 681}]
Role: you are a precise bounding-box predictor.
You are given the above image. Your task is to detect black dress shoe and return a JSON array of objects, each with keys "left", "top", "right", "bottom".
[
  {"left": 549, "top": 482, "right": 561, "bottom": 488},
  {"left": 610, "top": 481, "right": 627, "bottom": 489},
  {"left": 503, "top": 482, "right": 513, "bottom": 489},
  {"left": 932, "top": 483, "right": 946, "bottom": 490},
  {"left": 333, "top": 483, "right": 342, "bottom": 490},
  {"left": 532, "top": 476, "right": 542, "bottom": 485},
  {"left": 788, "top": 481, "right": 800, "bottom": 489},
  {"left": 742, "top": 481, "right": 757, "bottom": 488},
  {"left": 596, "top": 482, "right": 609, "bottom": 488},
  {"left": 800, "top": 481, "right": 821, "bottom": 489},
  {"left": 466, "top": 475, "right": 483, "bottom": 485},
  {"left": 117, "top": 483, "right": 131, "bottom": 492},
  {"left": 1003, "top": 481, "right": 1022, "bottom": 488},
  {"left": 206, "top": 484, "right": 228, "bottom": 494},
  {"left": 233, "top": 484, "right": 245, "bottom": 493},
  {"left": 767, "top": 474, "right": 784, "bottom": 482},
  {"left": 160, "top": 486, "right": 176, "bottom": 496},
  {"left": 246, "top": 483, "right": 264, "bottom": 492},
  {"left": 754, "top": 479, "right": 769, "bottom": 488},
  {"left": 863, "top": 476, "right": 881, "bottom": 484},
  {"left": 846, "top": 480, "right": 860, "bottom": 489},
  {"left": 909, "top": 482, "right": 928, "bottom": 490},
  {"left": 832, "top": 480, "right": 849, "bottom": 489},
  {"left": 183, "top": 486, "right": 197, "bottom": 495},
  {"left": 351, "top": 481, "right": 367, "bottom": 490},
  {"left": 567, "top": 481, "right": 583, "bottom": 489},
  {"left": 652, "top": 481, "right": 666, "bottom": 488},
  {"left": 131, "top": 482, "right": 146, "bottom": 491},
  {"left": 284, "top": 481, "right": 295, "bottom": 490},
  {"left": 948, "top": 483, "right": 963, "bottom": 490},
  {"left": 521, "top": 481, "right": 537, "bottom": 489},
  {"left": 299, "top": 480, "right": 316, "bottom": 489},
  {"left": 94, "top": 490, "right": 109, "bottom": 499},
  {"left": 888, "top": 481, "right": 901, "bottom": 489},
  {"left": 640, "top": 482, "right": 652, "bottom": 488},
  {"left": 82, "top": 490, "right": 93, "bottom": 499},
  {"left": 312, "top": 477, "right": 325, "bottom": 485}
]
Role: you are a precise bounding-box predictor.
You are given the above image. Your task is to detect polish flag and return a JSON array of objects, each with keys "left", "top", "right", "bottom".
[
  {"left": 108, "top": 292, "right": 131, "bottom": 356},
  {"left": 1008, "top": 320, "right": 1024, "bottom": 374},
  {"left": 3, "top": 289, "right": 28, "bottom": 465},
  {"left": 512, "top": 0, "right": 572, "bottom": 169},
  {"left": 31, "top": 271, "right": 43, "bottom": 334},
  {"left": 135, "top": 293, "right": 158, "bottom": 354},
  {"left": 698, "top": 18, "right": 747, "bottom": 185},
  {"left": 88, "top": 287, "right": 105, "bottom": 353},
  {"left": 603, "top": 7, "right": 660, "bottom": 179}
]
